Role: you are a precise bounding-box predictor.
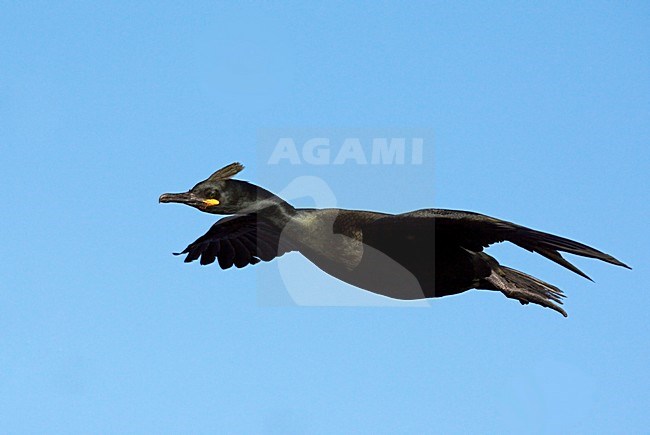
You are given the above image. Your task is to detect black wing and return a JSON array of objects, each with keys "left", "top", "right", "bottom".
[
  {"left": 364, "top": 209, "right": 630, "bottom": 280},
  {"left": 173, "top": 214, "right": 294, "bottom": 269}
]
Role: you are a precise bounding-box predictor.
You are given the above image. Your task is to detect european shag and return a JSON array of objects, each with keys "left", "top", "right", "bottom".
[{"left": 159, "top": 162, "right": 630, "bottom": 316}]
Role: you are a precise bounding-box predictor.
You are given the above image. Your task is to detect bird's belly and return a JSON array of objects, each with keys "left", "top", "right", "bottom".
[
  {"left": 279, "top": 214, "right": 481, "bottom": 299},
  {"left": 295, "top": 241, "right": 432, "bottom": 300},
  {"left": 296, "top": 241, "right": 481, "bottom": 300}
]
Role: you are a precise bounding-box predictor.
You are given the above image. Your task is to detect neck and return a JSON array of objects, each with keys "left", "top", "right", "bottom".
[
  {"left": 252, "top": 196, "right": 296, "bottom": 227},
  {"left": 236, "top": 182, "right": 296, "bottom": 228}
]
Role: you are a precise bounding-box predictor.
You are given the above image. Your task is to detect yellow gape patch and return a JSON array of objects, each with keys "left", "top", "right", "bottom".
[{"left": 203, "top": 199, "right": 220, "bottom": 206}]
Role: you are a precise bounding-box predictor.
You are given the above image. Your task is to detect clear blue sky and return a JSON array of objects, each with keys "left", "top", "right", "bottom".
[{"left": 1, "top": 2, "right": 649, "bottom": 433}]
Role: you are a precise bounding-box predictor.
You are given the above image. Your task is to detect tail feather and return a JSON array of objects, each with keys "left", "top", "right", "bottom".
[{"left": 484, "top": 265, "right": 568, "bottom": 317}]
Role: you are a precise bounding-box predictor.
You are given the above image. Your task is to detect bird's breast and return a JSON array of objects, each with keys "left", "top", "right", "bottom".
[{"left": 279, "top": 211, "right": 365, "bottom": 270}]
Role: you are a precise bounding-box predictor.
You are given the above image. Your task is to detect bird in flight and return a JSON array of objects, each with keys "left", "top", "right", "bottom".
[{"left": 159, "top": 163, "right": 629, "bottom": 316}]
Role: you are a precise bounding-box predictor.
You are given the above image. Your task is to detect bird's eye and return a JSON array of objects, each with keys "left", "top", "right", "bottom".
[{"left": 207, "top": 190, "right": 219, "bottom": 199}]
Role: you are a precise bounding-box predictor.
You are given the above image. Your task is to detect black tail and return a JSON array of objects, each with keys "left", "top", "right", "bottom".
[{"left": 483, "top": 265, "right": 568, "bottom": 317}]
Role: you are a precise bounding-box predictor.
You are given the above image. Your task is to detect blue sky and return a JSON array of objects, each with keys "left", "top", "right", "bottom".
[{"left": 1, "top": 1, "right": 649, "bottom": 433}]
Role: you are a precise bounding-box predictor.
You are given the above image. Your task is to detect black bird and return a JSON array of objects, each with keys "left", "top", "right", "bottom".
[{"left": 159, "top": 162, "right": 630, "bottom": 316}]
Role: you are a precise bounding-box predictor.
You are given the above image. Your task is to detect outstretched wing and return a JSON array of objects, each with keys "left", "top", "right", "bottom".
[
  {"left": 365, "top": 209, "right": 630, "bottom": 280},
  {"left": 173, "top": 214, "right": 294, "bottom": 269}
]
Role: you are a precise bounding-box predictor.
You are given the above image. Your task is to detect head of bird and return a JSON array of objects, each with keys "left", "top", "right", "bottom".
[{"left": 159, "top": 163, "right": 281, "bottom": 215}]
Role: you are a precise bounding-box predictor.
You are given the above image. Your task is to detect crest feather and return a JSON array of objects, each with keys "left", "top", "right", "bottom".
[{"left": 207, "top": 162, "right": 245, "bottom": 181}]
